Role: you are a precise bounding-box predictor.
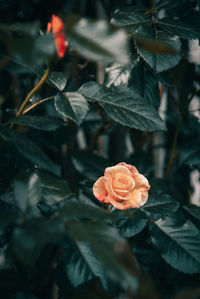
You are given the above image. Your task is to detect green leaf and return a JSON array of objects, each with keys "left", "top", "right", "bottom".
[
  {"left": 68, "top": 277, "right": 112, "bottom": 299},
  {"left": 55, "top": 92, "right": 89, "bottom": 126},
  {"left": 179, "top": 141, "right": 200, "bottom": 166},
  {"left": 14, "top": 172, "right": 41, "bottom": 212},
  {"left": 150, "top": 217, "right": 200, "bottom": 274},
  {"left": 0, "top": 21, "right": 40, "bottom": 36},
  {"left": 128, "top": 61, "right": 160, "bottom": 108},
  {"left": 69, "top": 18, "right": 129, "bottom": 64},
  {"left": 183, "top": 205, "right": 200, "bottom": 221},
  {"left": 69, "top": 222, "right": 138, "bottom": 291},
  {"left": 135, "top": 27, "right": 181, "bottom": 73},
  {"left": 155, "top": 0, "right": 183, "bottom": 11},
  {"left": 116, "top": 210, "right": 148, "bottom": 238},
  {"left": 79, "top": 82, "right": 166, "bottom": 131},
  {"left": 72, "top": 151, "right": 108, "bottom": 181},
  {"left": 8, "top": 116, "right": 64, "bottom": 131},
  {"left": 55, "top": 199, "right": 112, "bottom": 221},
  {"left": 0, "top": 199, "right": 20, "bottom": 230},
  {"left": 157, "top": 18, "right": 200, "bottom": 39},
  {"left": 0, "top": 126, "right": 60, "bottom": 176},
  {"left": 47, "top": 71, "right": 67, "bottom": 91},
  {"left": 111, "top": 9, "right": 150, "bottom": 32},
  {"left": 58, "top": 238, "right": 104, "bottom": 288},
  {"left": 10, "top": 292, "right": 38, "bottom": 299},
  {"left": 36, "top": 170, "right": 72, "bottom": 205},
  {"left": 134, "top": 34, "right": 178, "bottom": 54},
  {"left": 10, "top": 33, "right": 55, "bottom": 68},
  {"left": 142, "top": 193, "right": 180, "bottom": 216},
  {"left": 12, "top": 218, "right": 65, "bottom": 265},
  {"left": 35, "top": 67, "right": 67, "bottom": 91},
  {"left": 105, "top": 63, "right": 133, "bottom": 87}
]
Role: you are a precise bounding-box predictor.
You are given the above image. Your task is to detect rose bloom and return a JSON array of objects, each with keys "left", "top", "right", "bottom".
[
  {"left": 47, "top": 14, "right": 66, "bottom": 58},
  {"left": 93, "top": 162, "right": 150, "bottom": 210}
]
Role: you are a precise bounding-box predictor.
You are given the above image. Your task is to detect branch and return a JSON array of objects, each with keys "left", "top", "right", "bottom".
[
  {"left": 22, "top": 96, "right": 55, "bottom": 115},
  {"left": 165, "top": 107, "right": 182, "bottom": 178}
]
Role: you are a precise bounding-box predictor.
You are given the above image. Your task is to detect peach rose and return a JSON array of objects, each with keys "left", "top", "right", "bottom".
[{"left": 93, "top": 162, "right": 150, "bottom": 210}]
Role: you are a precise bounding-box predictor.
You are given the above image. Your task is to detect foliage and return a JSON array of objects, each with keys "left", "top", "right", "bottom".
[{"left": 0, "top": 0, "right": 200, "bottom": 298}]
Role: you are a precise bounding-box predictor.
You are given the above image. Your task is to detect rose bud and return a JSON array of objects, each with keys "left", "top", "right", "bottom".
[
  {"left": 47, "top": 14, "right": 66, "bottom": 58},
  {"left": 93, "top": 162, "right": 150, "bottom": 210}
]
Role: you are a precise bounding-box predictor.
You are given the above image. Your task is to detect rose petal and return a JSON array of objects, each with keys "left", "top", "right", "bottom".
[
  {"left": 108, "top": 180, "right": 129, "bottom": 200},
  {"left": 132, "top": 173, "right": 150, "bottom": 191},
  {"left": 51, "top": 14, "right": 66, "bottom": 58},
  {"left": 118, "top": 162, "right": 138, "bottom": 174},
  {"left": 140, "top": 191, "right": 149, "bottom": 206},
  {"left": 108, "top": 195, "right": 131, "bottom": 210},
  {"left": 93, "top": 177, "right": 110, "bottom": 203},
  {"left": 104, "top": 165, "right": 130, "bottom": 179},
  {"left": 47, "top": 22, "right": 52, "bottom": 33},
  {"left": 127, "top": 189, "right": 143, "bottom": 208},
  {"left": 112, "top": 173, "right": 135, "bottom": 190},
  {"left": 109, "top": 174, "right": 135, "bottom": 199}
]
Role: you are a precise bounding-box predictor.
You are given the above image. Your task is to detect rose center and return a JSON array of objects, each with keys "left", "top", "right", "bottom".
[{"left": 112, "top": 173, "right": 133, "bottom": 190}]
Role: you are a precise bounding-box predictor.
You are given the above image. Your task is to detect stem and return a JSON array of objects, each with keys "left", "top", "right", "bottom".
[
  {"left": 17, "top": 65, "right": 50, "bottom": 117},
  {"left": 165, "top": 108, "right": 182, "bottom": 178},
  {"left": 22, "top": 96, "right": 55, "bottom": 115},
  {"left": 99, "top": 0, "right": 110, "bottom": 18}
]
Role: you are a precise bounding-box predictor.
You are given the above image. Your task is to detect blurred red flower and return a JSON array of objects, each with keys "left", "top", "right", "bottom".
[{"left": 47, "top": 14, "right": 66, "bottom": 58}]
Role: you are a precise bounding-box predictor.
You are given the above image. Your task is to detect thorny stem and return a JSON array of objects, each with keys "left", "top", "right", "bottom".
[
  {"left": 165, "top": 107, "right": 182, "bottom": 178},
  {"left": 22, "top": 96, "right": 55, "bottom": 115},
  {"left": 9, "top": 65, "right": 50, "bottom": 128},
  {"left": 17, "top": 65, "right": 50, "bottom": 117}
]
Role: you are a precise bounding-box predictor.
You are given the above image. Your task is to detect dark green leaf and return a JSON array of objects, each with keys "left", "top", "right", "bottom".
[
  {"left": 36, "top": 170, "right": 72, "bottom": 205},
  {"left": 111, "top": 10, "right": 150, "bottom": 32},
  {"left": 157, "top": 71, "right": 174, "bottom": 87},
  {"left": 155, "top": 0, "right": 184, "bottom": 11},
  {"left": 0, "top": 199, "right": 20, "bottom": 230},
  {"left": 179, "top": 141, "right": 200, "bottom": 166},
  {"left": 47, "top": 71, "right": 67, "bottom": 91},
  {"left": 116, "top": 210, "right": 148, "bottom": 237},
  {"left": 35, "top": 67, "right": 67, "bottom": 91},
  {"left": 128, "top": 61, "right": 160, "bottom": 108},
  {"left": 8, "top": 116, "right": 64, "bottom": 131},
  {"left": 69, "top": 222, "right": 138, "bottom": 291},
  {"left": 0, "top": 21, "right": 40, "bottom": 36},
  {"left": 12, "top": 218, "right": 65, "bottom": 265},
  {"left": 10, "top": 33, "right": 55, "bottom": 68},
  {"left": 55, "top": 199, "right": 112, "bottom": 221},
  {"left": 69, "top": 18, "right": 129, "bottom": 64},
  {"left": 134, "top": 34, "right": 178, "bottom": 54},
  {"left": 105, "top": 63, "right": 133, "bottom": 87},
  {"left": 79, "top": 82, "right": 166, "bottom": 131},
  {"left": 33, "top": 33, "right": 57, "bottom": 64},
  {"left": 10, "top": 292, "right": 38, "bottom": 299},
  {"left": 70, "top": 277, "right": 112, "bottom": 299},
  {"left": 55, "top": 92, "right": 89, "bottom": 126},
  {"left": 183, "top": 205, "right": 200, "bottom": 221},
  {"left": 150, "top": 217, "right": 200, "bottom": 274},
  {"left": 14, "top": 172, "right": 41, "bottom": 212},
  {"left": 142, "top": 193, "right": 180, "bottom": 216},
  {"left": 0, "top": 126, "right": 60, "bottom": 176},
  {"left": 157, "top": 18, "right": 200, "bottom": 39},
  {"left": 59, "top": 238, "right": 104, "bottom": 288},
  {"left": 72, "top": 151, "right": 108, "bottom": 181},
  {"left": 135, "top": 27, "right": 181, "bottom": 73}
]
